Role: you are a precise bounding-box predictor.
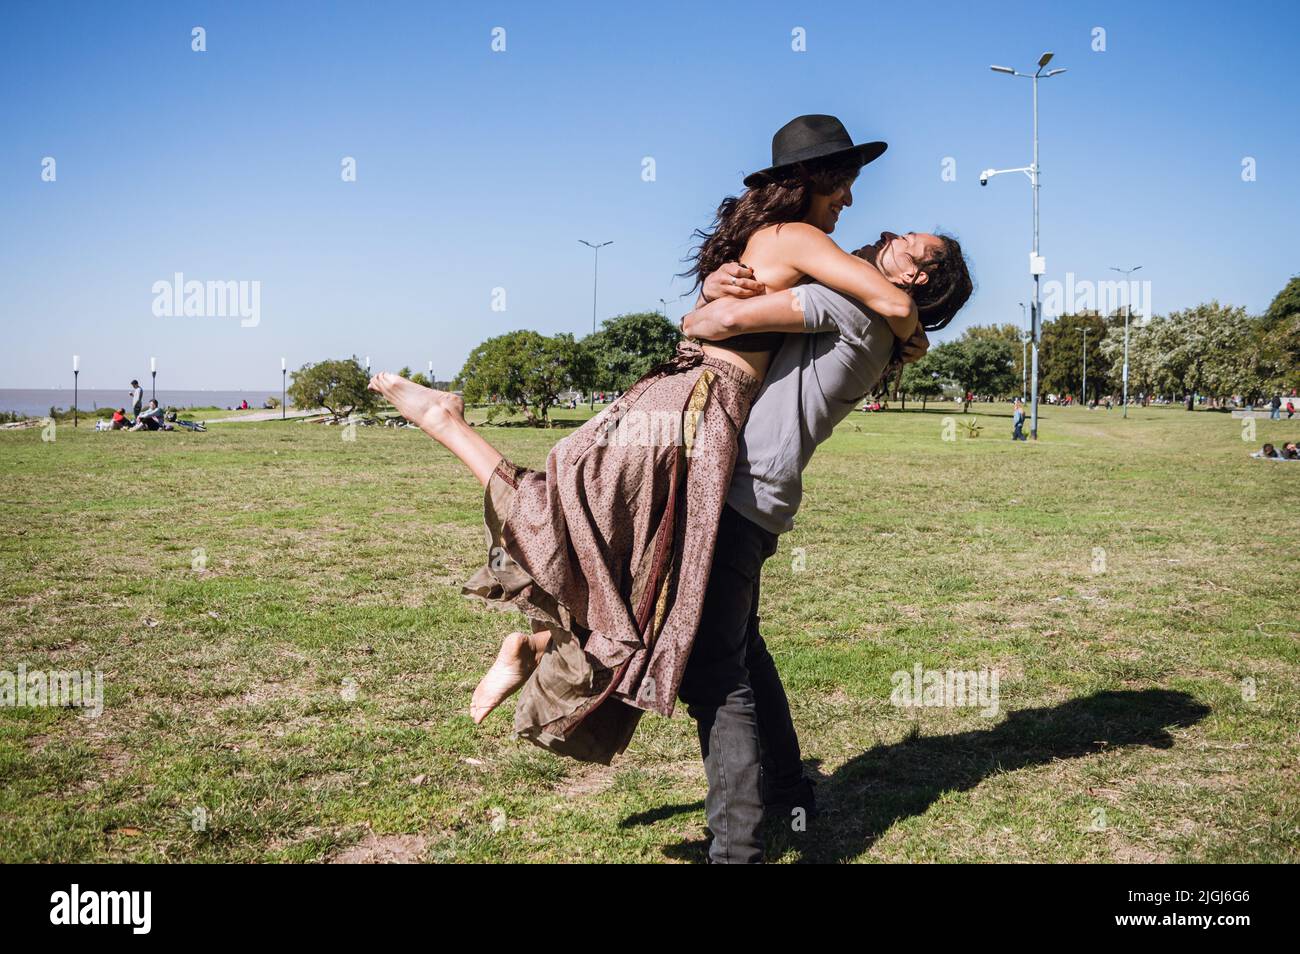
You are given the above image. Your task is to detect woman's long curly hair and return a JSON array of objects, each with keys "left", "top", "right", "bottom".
[{"left": 685, "top": 154, "right": 864, "bottom": 285}]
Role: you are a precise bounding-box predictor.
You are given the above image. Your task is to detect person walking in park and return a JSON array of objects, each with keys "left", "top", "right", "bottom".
[{"left": 1012, "top": 398, "right": 1027, "bottom": 441}]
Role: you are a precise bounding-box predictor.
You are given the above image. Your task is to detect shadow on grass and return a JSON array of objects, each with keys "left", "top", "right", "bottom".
[{"left": 642, "top": 688, "right": 1210, "bottom": 863}]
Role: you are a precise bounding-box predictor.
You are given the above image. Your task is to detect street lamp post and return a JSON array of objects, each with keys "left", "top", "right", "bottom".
[
  {"left": 1082, "top": 328, "right": 1088, "bottom": 407},
  {"left": 281, "top": 357, "right": 287, "bottom": 419},
  {"left": 659, "top": 293, "right": 689, "bottom": 323},
  {"left": 1110, "top": 265, "right": 1143, "bottom": 418},
  {"left": 983, "top": 51, "right": 1067, "bottom": 440},
  {"left": 73, "top": 354, "right": 79, "bottom": 428},
  {"left": 150, "top": 356, "right": 157, "bottom": 403},
  {"left": 1019, "top": 301, "right": 1028, "bottom": 400},
  {"left": 428, "top": 360, "right": 434, "bottom": 388},
  {"left": 579, "top": 239, "right": 613, "bottom": 336}
]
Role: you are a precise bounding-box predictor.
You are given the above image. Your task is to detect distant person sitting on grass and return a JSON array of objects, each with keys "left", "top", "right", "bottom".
[
  {"left": 130, "top": 399, "right": 167, "bottom": 431},
  {"left": 110, "top": 408, "right": 131, "bottom": 430}
]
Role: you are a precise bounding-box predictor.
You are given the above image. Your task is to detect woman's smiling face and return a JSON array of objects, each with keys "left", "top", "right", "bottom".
[{"left": 804, "top": 176, "right": 857, "bottom": 233}]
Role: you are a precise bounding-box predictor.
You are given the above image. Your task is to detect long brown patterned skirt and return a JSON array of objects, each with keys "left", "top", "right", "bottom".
[{"left": 462, "top": 340, "right": 760, "bottom": 764}]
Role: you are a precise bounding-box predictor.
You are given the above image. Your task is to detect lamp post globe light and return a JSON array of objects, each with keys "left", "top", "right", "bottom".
[{"left": 982, "top": 51, "right": 1067, "bottom": 440}]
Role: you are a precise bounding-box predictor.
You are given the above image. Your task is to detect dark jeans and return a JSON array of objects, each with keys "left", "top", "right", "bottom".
[
  {"left": 1012, "top": 416, "right": 1026, "bottom": 441},
  {"left": 678, "top": 504, "right": 804, "bottom": 863}
]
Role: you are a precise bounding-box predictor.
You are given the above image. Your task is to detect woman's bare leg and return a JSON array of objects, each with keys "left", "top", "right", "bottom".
[
  {"left": 368, "top": 373, "right": 552, "bottom": 721},
  {"left": 369, "top": 373, "right": 502, "bottom": 488},
  {"left": 470, "top": 630, "right": 553, "bottom": 723}
]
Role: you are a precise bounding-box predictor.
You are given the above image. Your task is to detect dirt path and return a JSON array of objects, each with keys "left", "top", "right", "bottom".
[{"left": 203, "top": 408, "right": 325, "bottom": 424}]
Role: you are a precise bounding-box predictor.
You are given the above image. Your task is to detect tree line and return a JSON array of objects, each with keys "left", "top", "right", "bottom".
[
  {"left": 896, "top": 275, "right": 1298, "bottom": 411},
  {"left": 286, "top": 275, "right": 1297, "bottom": 425}
]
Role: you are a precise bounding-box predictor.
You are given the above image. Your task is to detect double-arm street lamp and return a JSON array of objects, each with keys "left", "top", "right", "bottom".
[
  {"left": 579, "top": 239, "right": 613, "bottom": 335},
  {"left": 982, "top": 51, "right": 1067, "bottom": 439},
  {"left": 659, "top": 293, "right": 689, "bottom": 322}
]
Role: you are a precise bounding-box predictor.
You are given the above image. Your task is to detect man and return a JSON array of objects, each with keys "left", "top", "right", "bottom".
[
  {"left": 130, "top": 399, "right": 166, "bottom": 431},
  {"left": 129, "top": 379, "right": 144, "bottom": 420},
  {"left": 677, "top": 235, "right": 971, "bottom": 862}
]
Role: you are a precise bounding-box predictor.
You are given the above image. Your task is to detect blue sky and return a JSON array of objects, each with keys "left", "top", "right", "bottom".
[{"left": 2, "top": 0, "right": 1296, "bottom": 389}]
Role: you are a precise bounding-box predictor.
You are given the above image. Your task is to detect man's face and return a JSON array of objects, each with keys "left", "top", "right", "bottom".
[{"left": 855, "top": 231, "right": 944, "bottom": 286}]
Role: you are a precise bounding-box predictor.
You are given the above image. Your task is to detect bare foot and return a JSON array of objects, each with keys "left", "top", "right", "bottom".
[
  {"left": 368, "top": 372, "right": 464, "bottom": 435},
  {"left": 470, "top": 632, "right": 537, "bottom": 724}
]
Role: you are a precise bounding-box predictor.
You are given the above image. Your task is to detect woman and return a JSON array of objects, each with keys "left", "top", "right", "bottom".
[{"left": 371, "top": 117, "right": 972, "bottom": 763}]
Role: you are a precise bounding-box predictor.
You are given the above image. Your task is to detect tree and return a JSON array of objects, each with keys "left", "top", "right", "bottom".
[
  {"left": 1039, "top": 312, "right": 1112, "bottom": 403},
  {"left": 1262, "top": 274, "right": 1300, "bottom": 332},
  {"left": 1099, "top": 313, "right": 1164, "bottom": 402},
  {"left": 898, "top": 353, "right": 946, "bottom": 409},
  {"left": 456, "top": 330, "right": 587, "bottom": 426},
  {"left": 287, "top": 356, "right": 376, "bottom": 420},
  {"left": 929, "top": 338, "right": 1018, "bottom": 410},
  {"left": 1259, "top": 276, "right": 1300, "bottom": 393},
  {"left": 1144, "top": 302, "right": 1253, "bottom": 409},
  {"left": 396, "top": 365, "right": 434, "bottom": 388},
  {"left": 584, "top": 311, "right": 682, "bottom": 393},
  {"left": 963, "top": 322, "right": 1026, "bottom": 397}
]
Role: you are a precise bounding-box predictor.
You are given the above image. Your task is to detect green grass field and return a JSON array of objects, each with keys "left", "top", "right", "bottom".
[{"left": 2, "top": 402, "right": 1297, "bottom": 863}]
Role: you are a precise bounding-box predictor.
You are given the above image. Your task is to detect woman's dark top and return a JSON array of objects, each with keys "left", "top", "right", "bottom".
[{"left": 718, "top": 331, "right": 786, "bottom": 351}]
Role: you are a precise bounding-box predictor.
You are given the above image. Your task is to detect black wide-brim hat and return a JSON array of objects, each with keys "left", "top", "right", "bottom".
[{"left": 743, "top": 114, "right": 887, "bottom": 188}]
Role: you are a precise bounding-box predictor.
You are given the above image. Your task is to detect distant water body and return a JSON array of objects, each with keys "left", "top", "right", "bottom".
[{"left": 0, "top": 389, "right": 292, "bottom": 418}]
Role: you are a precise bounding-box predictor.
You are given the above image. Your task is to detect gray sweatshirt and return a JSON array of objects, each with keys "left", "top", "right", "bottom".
[{"left": 726, "top": 284, "right": 895, "bottom": 535}]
